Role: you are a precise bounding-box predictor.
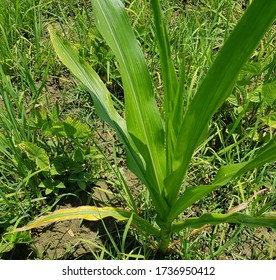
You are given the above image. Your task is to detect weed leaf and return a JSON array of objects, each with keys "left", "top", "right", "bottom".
[{"left": 18, "top": 142, "right": 50, "bottom": 171}]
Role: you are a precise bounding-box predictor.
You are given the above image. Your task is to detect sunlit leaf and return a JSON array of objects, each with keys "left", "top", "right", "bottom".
[{"left": 49, "top": 26, "right": 169, "bottom": 216}]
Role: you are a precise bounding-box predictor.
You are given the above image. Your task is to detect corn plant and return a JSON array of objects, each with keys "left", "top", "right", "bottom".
[{"left": 12, "top": 0, "right": 276, "bottom": 253}]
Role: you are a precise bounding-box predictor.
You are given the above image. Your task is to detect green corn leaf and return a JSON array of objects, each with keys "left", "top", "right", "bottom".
[
  {"left": 48, "top": 26, "right": 169, "bottom": 217},
  {"left": 92, "top": 0, "right": 166, "bottom": 195},
  {"left": 168, "top": 137, "right": 276, "bottom": 221},
  {"left": 172, "top": 212, "right": 276, "bottom": 233},
  {"left": 48, "top": 26, "right": 125, "bottom": 132},
  {"left": 10, "top": 206, "right": 160, "bottom": 237},
  {"left": 212, "top": 162, "right": 249, "bottom": 185},
  {"left": 49, "top": 25, "right": 140, "bottom": 177},
  {"left": 165, "top": 0, "right": 276, "bottom": 205}
]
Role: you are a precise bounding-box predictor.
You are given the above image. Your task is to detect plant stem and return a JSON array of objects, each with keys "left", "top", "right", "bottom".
[{"left": 159, "top": 226, "right": 172, "bottom": 253}]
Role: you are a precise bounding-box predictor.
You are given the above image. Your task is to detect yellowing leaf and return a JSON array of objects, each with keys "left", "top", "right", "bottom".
[{"left": 11, "top": 206, "right": 160, "bottom": 237}]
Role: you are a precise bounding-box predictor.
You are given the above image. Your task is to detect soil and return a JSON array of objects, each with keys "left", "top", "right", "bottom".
[{"left": 29, "top": 184, "right": 115, "bottom": 260}]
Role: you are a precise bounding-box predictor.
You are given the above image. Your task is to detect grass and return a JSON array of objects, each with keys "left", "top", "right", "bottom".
[{"left": 0, "top": 0, "right": 275, "bottom": 259}]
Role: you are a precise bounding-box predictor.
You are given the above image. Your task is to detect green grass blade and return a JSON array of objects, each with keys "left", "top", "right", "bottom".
[
  {"left": 10, "top": 206, "right": 160, "bottom": 237},
  {"left": 172, "top": 212, "right": 276, "bottom": 233},
  {"left": 92, "top": 0, "right": 166, "bottom": 195},
  {"left": 165, "top": 0, "right": 276, "bottom": 205}
]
